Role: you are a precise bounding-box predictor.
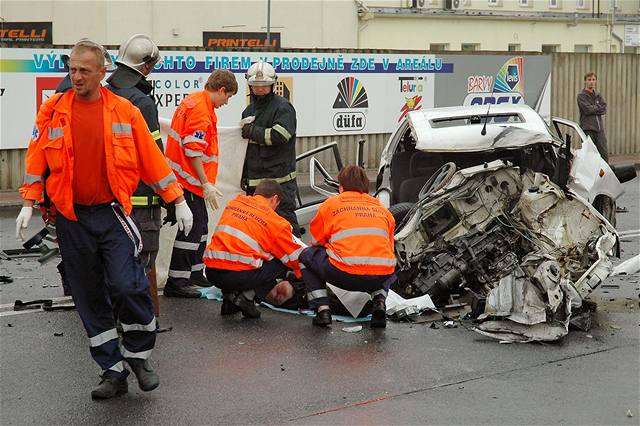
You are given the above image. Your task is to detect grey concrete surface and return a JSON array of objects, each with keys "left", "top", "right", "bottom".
[{"left": 0, "top": 181, "right": 638, "bottom": 425}]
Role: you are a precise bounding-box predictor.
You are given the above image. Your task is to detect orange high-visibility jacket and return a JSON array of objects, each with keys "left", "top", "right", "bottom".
[
  {"left": 203, "top": 194, "right": 304, "bottom": 277},
  {"left": 20, "top": 87, "right": 183, "bottom": 221},
  {"left": 309, "top": 191, "right": 396, "bottom": 276},
  {"left": 164, "top": 91, "right": 218, "bottom": 197}
]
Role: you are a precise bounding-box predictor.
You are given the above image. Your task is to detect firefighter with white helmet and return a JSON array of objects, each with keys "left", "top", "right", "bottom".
[
  {"left": 106, "top": 35, "right": 165, "bottom": 307},
  {"left": 241, "top": 61, "right": 300, "bottom": 236}
]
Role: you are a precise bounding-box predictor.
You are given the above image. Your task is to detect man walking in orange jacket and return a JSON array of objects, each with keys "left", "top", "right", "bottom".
[{"left": 16, "top": 39, "right": 193, "bottom": 399}]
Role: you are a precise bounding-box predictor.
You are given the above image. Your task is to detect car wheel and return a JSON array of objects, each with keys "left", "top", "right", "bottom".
[
  {"left": 418, "top": 162, "right": 457, "bottom": 200},
  {"left": 388, "top": 202, "right": 415, "bottom": 231}
]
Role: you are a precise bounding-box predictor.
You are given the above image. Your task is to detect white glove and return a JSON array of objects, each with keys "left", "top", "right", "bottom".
[
  {"left": 15, "top": 206, "right": 33, "bottom": 241},
  {"left": 203, "top": 183, "right": 223, "bottom": 211},
  {"left": 174, "top": 200, "right": 193, "bottom": 237},
  {"left": 239, "top": 116, "right": 255, "bottom": 126}
]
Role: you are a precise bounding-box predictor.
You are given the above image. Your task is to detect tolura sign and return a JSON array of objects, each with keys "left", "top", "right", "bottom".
[
  {"left": 203, "top": 31, "right": 280, "bottom": 48},
  {"left": 0, "top": 22, "right": 52, "bottom": 44}
]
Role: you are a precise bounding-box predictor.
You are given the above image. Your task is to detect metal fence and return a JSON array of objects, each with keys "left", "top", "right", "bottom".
[{"left": 2, "top": 52, "right": 638, "bottom": 191}]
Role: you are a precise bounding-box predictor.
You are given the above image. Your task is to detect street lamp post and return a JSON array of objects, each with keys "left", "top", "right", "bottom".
[{"left": 266, "top": 0, "right": 271, "bottom": 47}]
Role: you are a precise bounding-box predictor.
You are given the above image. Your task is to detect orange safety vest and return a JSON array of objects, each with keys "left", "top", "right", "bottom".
[
  {"left": 309, "top": 191, "right": 396, "bottom": 276},
  {"left": 203, "top": 194, "right": 304, "bottom": 277},
  {"left": 20, "top": 87, "right": 183, "bottom": 221},
  {"left": 164, "top": 91, "right": 219, "bottom": 197}
]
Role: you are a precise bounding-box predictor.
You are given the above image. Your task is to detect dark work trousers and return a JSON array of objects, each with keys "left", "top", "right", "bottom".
[
  {"left": 132, "top": 206, "right": 162, "bottom": 275},
  {"left": 584, "top": 130, "right": 609, "bottom": 162},
  {"left": 167, "top": 189, "right": 208, "bottom": 288},
  {"left": 205, "top": 259, "right": 289, "bottom": 300},
  {"left": 247, "top": 179, "right": 300, "bottom": 236},
  {"left": 299, "top": 246, "right": 397, "bottom": 311},
  {"left": 56, "top": 204, "right": 156, "bottom": 379}
]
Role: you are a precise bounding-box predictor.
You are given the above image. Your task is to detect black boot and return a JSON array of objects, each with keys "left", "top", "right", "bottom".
[
  {"left": 371, "top": 299, "right": 387, "bottom": 328},
  {"left": 221, "top": 293, "right": 240, "bottom": 316},
  {"left": 125, "top": 358, "right": 160, "bottom": 392},
  {"left": 312, "top": 309, "right": 332, "bottom": 327},
  {"left": 91, "top": 375, "right": 128, "bottom": 400},
  {"left": 163, "top": 283, "right": 202, "bottom": 298},
  {"left": 233, "top": 292, "right": 261, "bottom": 318}
]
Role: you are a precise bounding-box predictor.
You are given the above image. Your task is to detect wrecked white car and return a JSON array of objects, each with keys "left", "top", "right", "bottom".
[{"left": 370, "top": 105, "right": 634, "bottom": 342}]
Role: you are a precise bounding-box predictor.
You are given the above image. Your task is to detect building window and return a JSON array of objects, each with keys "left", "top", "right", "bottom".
[
  {"left": 518, "top": 0, "right": 529, "bottom": 6},
  {"left": 549, "top": 0, "right": 560, "bottom": 8},
  {"left": 576, "top": 0, "right": 587, "bottom": 9},
  {"left": 430, "top": 43, "right": 449, "bottom": 51},
  {"left": 574, "top": 44, "right": 591, "bottom": 53},
  {"left": 542, "top": 44, "right": 559, "bottom": 53},
  {"left": 508, "top": 43, "right": 521, "bottom": 52},
  {"left": 488, "top": 0, "right": 500, "bottom": 6},
  {"left": 461, "top": 43, "right": 479, "bottom": 51}
]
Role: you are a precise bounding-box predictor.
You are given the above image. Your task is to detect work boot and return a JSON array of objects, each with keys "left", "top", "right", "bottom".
[
  {"left": 163, "top": 283, "right": 202, "bottom": 298},
  {"left": 370, "top": 299, "right": 387, "bottom": 328},
  {"left": 312, "top": 309, "right": 332, "bottom": 327},
  {"left": 233, "top": 292, "right": 261, "bottom": 318},
  {"left": 220, "top": 295, "right": 240, "bottom": 316},
  {"left": 125, "top": 358, "right": 160, "bottom": 392},
  {"left": 189, "top": 272, "right": 212, "bottom": 288},
  {"left": 91, "top": 375, "right": 128, "bottom": 400}
]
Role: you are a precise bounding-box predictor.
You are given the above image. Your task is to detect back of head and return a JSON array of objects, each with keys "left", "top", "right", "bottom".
[
  {"left": 338, "top": 165, "right": 369, "bottom": 193},
  {"left": 116, "top": 34, "right": 160, "bottom": 75},
  {"left": 254, "top": 179, "right": 284, "bottom": 200},
  {"left": 245, "top": 61, "right": 277, "bottom": 87},
  {"left": 205, "top": 69, "right": 238, "bottom": 95}
]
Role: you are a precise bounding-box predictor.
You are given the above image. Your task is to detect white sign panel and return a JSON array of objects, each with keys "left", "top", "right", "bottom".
[
  {"left": 624, "top": 25, "right": 640, "bottom": 47},
  {"left": 0, "top": 48, "right": 448, "bottom": 149}
]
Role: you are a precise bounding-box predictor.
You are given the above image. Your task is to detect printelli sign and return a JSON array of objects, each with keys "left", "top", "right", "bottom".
[
  {"left": 0, "top": 22, "right": 52, "bottom": 44},
  {"left": 203, "top": 31, "right": 280, "bottom": 48},
  {"left": 0, "top": 48, "right": 551, "bottom": 149}
]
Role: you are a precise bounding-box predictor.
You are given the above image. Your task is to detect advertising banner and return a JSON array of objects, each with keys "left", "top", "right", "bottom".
[
  {"left": 0, "top": 22, "right": 52, "bottom": 44},
  {"left": 203, "top": 31, "right": 281, "bottom": 48},
  {"left": 0, "top": 48, "right": 550, "bottom": 149}
]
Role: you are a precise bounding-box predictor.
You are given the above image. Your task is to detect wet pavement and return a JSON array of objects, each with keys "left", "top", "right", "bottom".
[{"left": 0, "top": 180, "right": 638, "bottom": 425}]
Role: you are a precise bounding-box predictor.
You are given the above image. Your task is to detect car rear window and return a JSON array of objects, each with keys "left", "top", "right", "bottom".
[{"left": 430, "top": 113, "right": 525, "bottom": 128}]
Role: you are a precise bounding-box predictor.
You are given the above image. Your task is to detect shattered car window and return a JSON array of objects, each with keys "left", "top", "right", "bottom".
[{"left": 430, "top": 113, "right": 524, "bottom": 128}]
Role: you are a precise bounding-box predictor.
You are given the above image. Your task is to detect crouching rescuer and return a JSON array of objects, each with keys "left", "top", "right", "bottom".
[
  {"left": 15, "top": 39, "right": 194, "bottom": 399},
  {"left": 203, "top": 180, "right": 305, "bottom": 318},
  {"left": 299, "top": 166, "right": 397, "bottom": 328}
]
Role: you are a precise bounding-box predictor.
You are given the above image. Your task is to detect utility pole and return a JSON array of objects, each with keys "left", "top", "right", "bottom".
[{"left": 266, "top": 0, "right": 271, "bottom": 47}]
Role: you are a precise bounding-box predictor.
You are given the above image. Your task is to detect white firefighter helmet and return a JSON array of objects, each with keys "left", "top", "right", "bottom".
[
  {"left": 245, "top": 61, "right": 277, "bottom": 86},
  {"left": 116, "top": 34, "right": 160, "bottom": 75}
]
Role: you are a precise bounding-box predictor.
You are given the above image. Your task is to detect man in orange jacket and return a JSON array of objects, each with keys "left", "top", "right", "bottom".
[
  {"left": 299, "top": 165, "right": 397, "bottom": 328},
  {"left": 204, "top": 180, "right": 305, "bottom": 318},
  {"left": 15, "top": 39, "right": 193, "bottom": 399},
  {"left": 164, "top": 69, "right": 238, "bottom": 298}
]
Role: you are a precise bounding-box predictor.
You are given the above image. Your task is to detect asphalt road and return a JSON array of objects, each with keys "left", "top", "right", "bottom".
[{"left": 0, "top": 180, "right": 638, "bottom": 425}]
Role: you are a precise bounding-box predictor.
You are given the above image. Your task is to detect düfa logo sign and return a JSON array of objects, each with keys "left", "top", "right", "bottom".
[{"left": 332, "top": 77, "right": 368, "bottom": 132}]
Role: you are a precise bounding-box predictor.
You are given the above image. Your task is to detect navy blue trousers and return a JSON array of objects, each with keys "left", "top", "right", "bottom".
[
  {"left": 56, "top": 204, "right": 156, "bottom": 379},
  {"left": 205, "top": 259, "right": 289, "bottom": 300},
  {"left": 299, "top": 246, "right": 396, "bottom": 310},
  {"left": 167, "top": 189, "right": 208, "bottom": 288}
]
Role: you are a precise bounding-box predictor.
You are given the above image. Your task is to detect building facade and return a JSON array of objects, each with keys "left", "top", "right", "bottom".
[{"left": 1, "top": 1, "right": 638, "bottom": 53}]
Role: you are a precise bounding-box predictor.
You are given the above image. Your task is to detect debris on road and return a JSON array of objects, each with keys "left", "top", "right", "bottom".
[
  {"left": 53, "top": 332, "right": 63, "bottom": 337},
  {"left": 341, "top": 325, "right": 363, "bottom": 333}
]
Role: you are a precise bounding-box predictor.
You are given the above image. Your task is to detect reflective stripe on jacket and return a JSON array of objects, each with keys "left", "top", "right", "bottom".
[
  {"left": 203, "top": 194, "right": 304, "bottom": 277},
  {"left": 309, "top": 191, "right": 395, "bottom": 275},
  {"left": 164, "top": 91, "right": 218, "bottom": 197},
  {"left": 20, "top": 87, "right": 183, "bottom": 220}
]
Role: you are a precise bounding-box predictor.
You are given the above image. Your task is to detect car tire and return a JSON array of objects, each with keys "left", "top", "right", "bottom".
[
  {"left": 389, "top": 202, "right": 415, "bottom": 231},
  {"left": 418, "top": 162, "right": 457, "bottom": 200}
]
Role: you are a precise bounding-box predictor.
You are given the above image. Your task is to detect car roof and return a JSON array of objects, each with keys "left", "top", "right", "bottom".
[{"left": 407, "top": 104, "right": 558, "bottom": 152}]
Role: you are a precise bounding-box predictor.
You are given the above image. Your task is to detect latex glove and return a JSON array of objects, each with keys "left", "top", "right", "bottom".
[
  {"left": 239, "top": 116, "right": 255, "bottom": 126},
  {"left": 174, "top": 200, "right": 193, "bottom": 236},
  {"left": 203, "top": 183, "right": 223, "bottom": 211},
  {"left": 15, "top": 206, "right": 33, "bottom": 241},
  {"left": 241, "top": 122, "right": 254, "bottom": 140}
]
